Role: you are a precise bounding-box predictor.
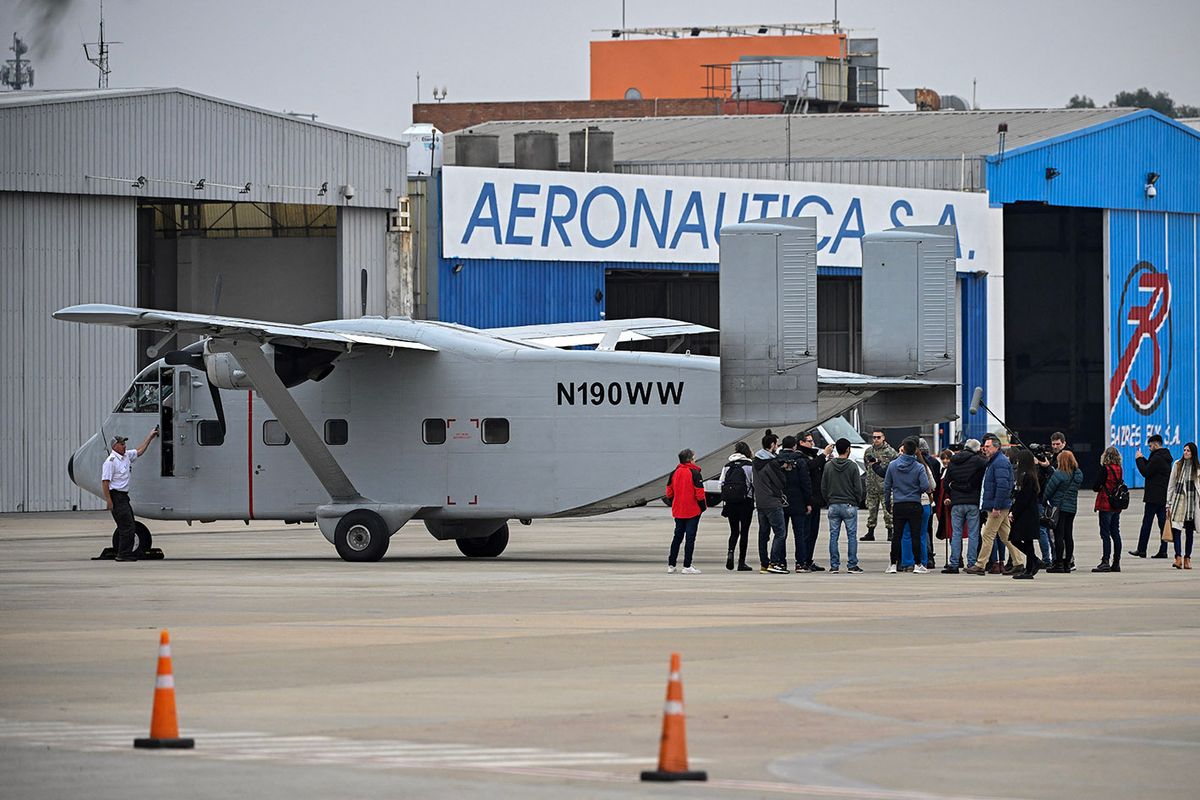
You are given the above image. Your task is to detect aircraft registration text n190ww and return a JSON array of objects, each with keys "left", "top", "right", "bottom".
[{"left": 54, "top": 219, "right": 959, "bottom": 562}]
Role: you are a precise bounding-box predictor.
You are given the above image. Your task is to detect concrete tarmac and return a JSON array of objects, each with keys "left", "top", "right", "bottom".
[{"left": 1, "top": 495, "right": 1197, "bottom": 799}]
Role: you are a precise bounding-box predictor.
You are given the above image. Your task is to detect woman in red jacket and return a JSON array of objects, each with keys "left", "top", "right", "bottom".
[
  {"left": 1093, "top": 446, "right": 1125, "bottom": 573},
  {"left": 665, "top": 448, "right": 707, "bottom": 574}
]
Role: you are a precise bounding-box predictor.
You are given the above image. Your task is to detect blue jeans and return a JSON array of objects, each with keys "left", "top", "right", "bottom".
[
  {"left": 757, "top": 507, "right": 787, "bottom": 567},
  {"left": 669, "top": 515, "right": 700, "bottom": 568},
  {"left": 950, "top": 504, "right": 980, "bottom": 568},
  {"left": 1137, "top": 503, "right": 1168, "bottom": 555},
  {"left": 827, "top": 503, "right": 858, "bottom": 569},
  {"left": 1098, "top": 511, "right": 1122, "bottom": 561},
  {"left": 1038, "top": 525, "right": 1053, "bottom": 563}
]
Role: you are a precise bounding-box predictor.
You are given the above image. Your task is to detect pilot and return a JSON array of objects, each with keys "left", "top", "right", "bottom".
[{"left": 102, "top": 428, "right": 159, "bottom": 561}]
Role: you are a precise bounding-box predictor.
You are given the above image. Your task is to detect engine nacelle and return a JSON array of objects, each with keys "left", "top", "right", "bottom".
[{"left": 203, "top": 342, "right": 260, "bottom": 389}]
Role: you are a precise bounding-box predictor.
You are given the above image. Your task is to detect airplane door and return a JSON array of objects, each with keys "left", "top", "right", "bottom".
[{"left": 159, "top": 366, "right": 196, "bottom": 477}]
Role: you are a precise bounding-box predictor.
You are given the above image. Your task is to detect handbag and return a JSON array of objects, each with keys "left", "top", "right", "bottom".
[
  {"left": 1040, "top": 502, "right": 1061, "bottom": 530},
  {"left": 1162, "top": 513, "right": 1175, "bottom": 542}
]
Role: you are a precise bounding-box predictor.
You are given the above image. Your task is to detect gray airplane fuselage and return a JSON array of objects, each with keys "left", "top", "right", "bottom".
[{"left": 70, "top": 318, "right": 749, "bottom": 539}]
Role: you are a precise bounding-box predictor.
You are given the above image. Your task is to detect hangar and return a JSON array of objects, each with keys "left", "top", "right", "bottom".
[
  {"left": 1, "top": 88, "right": 409, "bottom": 512},
  {"left": 432, "top": 108, "right": 1200, "bottom": 481}
]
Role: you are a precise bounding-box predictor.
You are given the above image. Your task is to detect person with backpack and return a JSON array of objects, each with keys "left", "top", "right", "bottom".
[
  {"left": 664, "top": 448, "right": 707, "bottom": 574},
  {"left": 719, "top": 442, "right": 755, "bottom": 571},
  {"left": 777, "top": 435, "right": 814, "bottom": 572},
  {"left": 1042, "top": 450, "right": 1083, "bottom": 573},
  {"left": 1092, "top": 446, "right": 1128, "bottom": 573}
]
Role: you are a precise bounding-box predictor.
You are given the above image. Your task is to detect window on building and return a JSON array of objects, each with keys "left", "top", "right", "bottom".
[
  {"left": 197, "top": 421, "right": 225, "bottom": 446},
  {"left": 325, "top": 419, "right": 348, "bottom": 446},
  {"left": 263, "top": 419, "right": 291, "bottom": 446},
  {"left": 481, "top": 418, "right": 509, "bottom": 445},
  {"left": 422, "top": 418, "right": 446, "bottom": 445}
]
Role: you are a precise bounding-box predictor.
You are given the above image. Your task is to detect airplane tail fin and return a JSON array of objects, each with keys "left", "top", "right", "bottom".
[
  {"left": 717, "top": 218, "right": 819, "bottom": 428},
  {"left": 859, "top": 225, "right": 959, "bottom": 427}
]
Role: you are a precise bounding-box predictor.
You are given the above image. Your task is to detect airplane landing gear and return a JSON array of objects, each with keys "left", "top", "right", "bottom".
[
  {"left": 334, "top": 510, "right": 390, "bottom": 562},
  {"left": 455, "top": 523, "right": 510, "bottom": 558}
]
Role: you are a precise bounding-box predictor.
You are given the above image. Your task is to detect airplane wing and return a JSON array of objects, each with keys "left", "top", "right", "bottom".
[
  {"left": 52, "top": 304, "right": 437, "bottom": 353},
  {"left": 487, "top": 318, "right": 715, "bottom": 350}
]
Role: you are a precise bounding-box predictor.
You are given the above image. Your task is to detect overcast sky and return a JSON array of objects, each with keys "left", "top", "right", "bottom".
[{"left": 5, "top": 0, "right": 1198, "bottom": 137}]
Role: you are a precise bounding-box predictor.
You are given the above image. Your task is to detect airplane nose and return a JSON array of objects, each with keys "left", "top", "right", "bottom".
[{"left": 70, "top": 434, "right": 106, "bottom": 499}]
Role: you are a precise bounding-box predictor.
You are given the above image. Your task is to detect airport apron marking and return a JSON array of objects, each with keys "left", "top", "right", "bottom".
[{"left": 556, "top": 380, "right": 683, "bottom": 406}]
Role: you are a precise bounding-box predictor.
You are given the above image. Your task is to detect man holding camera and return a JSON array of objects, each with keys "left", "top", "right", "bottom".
[
  {"left": 1131, "top": 434, "right": 1173, "bottom": 559},
  {"left": 863, "top": 430, "right": 896, "bottom": 541},
  {"left": 1033, "top": 432, "right": 1071, "bottom": 565}
]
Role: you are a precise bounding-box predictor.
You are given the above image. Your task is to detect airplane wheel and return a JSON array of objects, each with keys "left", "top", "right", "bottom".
[
  {"left": 455, "top": 523, "right": 509, "bottom": 558},
  {"left": 112, "top": 521, "right": 153, "bottom": 555},
  {"left": 334, "top": 511, "right": 390, "bottom": 562}
]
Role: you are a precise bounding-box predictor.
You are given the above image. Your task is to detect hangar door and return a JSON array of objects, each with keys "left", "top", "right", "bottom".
[
  {"left": 1002, "top": 204, "right": 1104, "bottom": 480},
  {"left": 137, "top": 200, "right": 339, "bottom": 366}
]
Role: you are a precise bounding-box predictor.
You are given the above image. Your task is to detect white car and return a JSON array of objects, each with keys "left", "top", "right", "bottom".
[{"left": 704, "top": 416, "right": 869, "bottom": 507}]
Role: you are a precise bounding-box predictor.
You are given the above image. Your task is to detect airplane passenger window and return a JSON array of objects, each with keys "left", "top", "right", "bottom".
[
  {"left": 422, "top": 418, "right": 446, "bottom": 445},
  {"left": 325, "top": 419, "right": 348, "bottom": 446},
  {"left": 263, "top": 419, "right": 291, "bottom": 446},
  {"left": 481, "top": 418, "right": 509, "bottom": 445},
  {"left": 197, "top": 420, "right": 225, "bottom": 446}
]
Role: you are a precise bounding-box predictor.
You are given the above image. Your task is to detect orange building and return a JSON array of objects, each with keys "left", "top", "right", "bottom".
[{"left": 590, "top": 34, "right": 848, "bottom": 100}]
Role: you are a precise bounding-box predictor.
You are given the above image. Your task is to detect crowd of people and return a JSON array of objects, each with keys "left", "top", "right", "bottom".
[{"left": 663, "top": 428, "right": 1200, "bottom": 577}]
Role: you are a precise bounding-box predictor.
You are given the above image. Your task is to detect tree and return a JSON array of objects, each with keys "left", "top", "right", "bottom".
[
  {"left": 1066, "top": 94, "right": 1096, "bottom": 109},
  {"left": 1108, "top": 88, "right": 1199, "bottom": 118}
]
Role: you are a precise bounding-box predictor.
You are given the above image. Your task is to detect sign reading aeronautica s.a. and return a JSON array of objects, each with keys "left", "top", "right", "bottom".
[{"left": 441, "top": 166, "right": 1000, "bottom": 268}]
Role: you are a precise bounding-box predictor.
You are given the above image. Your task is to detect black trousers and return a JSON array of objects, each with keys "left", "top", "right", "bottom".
[
  {"left": 890, "top": 502, "right": 923, "bottom": 566},
  {"left": 1054, "top": 511, "right": 1076, "bottom": 565},
  {"left": 725, "top": 502, "right": 754, "bottom": 563},
  {"left": 806, "top": 506, "right": 822, "bottom": 565},
  {"left": 785, "top": 504, "right": 810, "bottom": 567},
  {"left": 1136, "top": 503, "right": 1169, "bottom": 555},
  {"left": 110, "top": 490, "right": 136, "bottom": 555}
]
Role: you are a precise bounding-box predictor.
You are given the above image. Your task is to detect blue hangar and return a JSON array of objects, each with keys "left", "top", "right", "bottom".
[{"left": 418, "top": 108, "right": 1199, "bottom": 484}]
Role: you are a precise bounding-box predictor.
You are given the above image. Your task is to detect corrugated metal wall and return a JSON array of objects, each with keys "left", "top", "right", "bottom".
[
  {"left": 1107, "top": 209, "right": 1198, "bottom": 488},
  {"left": 987, "top": 111, "right": 1200, "bottom": 213},
  {"left": 437, "top": 258, "right": 607, "bottom": 328},
  {"left": 959, "top": 273, "right": 989, "bottom": 440},
  {"left": 1, "top": 192, "right": 135, "bottom": 512},
  {"left": 617, "top": 157, "right": 986, "bottom": 192},
  {"left": 0, "top": 91, "right": 406, "bottom": 210},
  {"left": 337, "top": 207, "right": 389, "bottom": 318}
]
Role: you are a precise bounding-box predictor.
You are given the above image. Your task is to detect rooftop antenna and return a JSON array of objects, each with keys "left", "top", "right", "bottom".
[
  {"left": 1, "top": 32, "right": 35, "bottom": 90},
  {"left": 82, "top": 1, "right": 121, "bottom": 89}
]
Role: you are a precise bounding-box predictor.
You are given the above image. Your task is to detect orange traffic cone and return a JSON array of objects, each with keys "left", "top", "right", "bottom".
[
  {"left": 640, "top": 652, "right": 706, "bottom": 781},
  {"left": 133, "top": 630, "right": 195, "bottom": 749}
]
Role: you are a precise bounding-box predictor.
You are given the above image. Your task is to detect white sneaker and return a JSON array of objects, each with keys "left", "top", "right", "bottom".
[
  {"left": 682, "top": 566, "right": 701, "bottom": 575},
  {"left": 914, "top": 564, "right": 929, "bottom": 574},
  {"left": 885, "top": 564, "right": 898, "bottom": 574},
  {"left": 667, "top": 565, "right": 676, "bottom": 573}
]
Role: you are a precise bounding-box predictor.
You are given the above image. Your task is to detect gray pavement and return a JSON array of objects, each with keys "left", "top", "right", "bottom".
[{"left": 1, "top": 495, "right": 1197, "bottom": 799}]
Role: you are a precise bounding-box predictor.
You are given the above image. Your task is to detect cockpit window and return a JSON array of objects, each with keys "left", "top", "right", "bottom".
[{"left": 115, "top": 381, "right": 160, "bottom": 413}]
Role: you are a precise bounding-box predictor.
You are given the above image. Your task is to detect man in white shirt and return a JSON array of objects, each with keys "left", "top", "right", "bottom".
[{"left": 102, "top": 429, "right": 159, "bottom": 561}]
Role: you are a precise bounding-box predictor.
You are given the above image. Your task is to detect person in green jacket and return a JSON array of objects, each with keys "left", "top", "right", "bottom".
[{"left": 1042, "top": 450, "right": 1083, "bottom": 573}]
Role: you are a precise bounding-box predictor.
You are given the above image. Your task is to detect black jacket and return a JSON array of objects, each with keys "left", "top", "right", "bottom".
[
  {"left": 800, "top": 446, "right": 828, "bottom": 508},
  {"left": 1009, "top": 472, "right": 1041, "bottom": 545},
  {"left": 752, "top": 450, "right": 789, "bottom": 511},
  {"left": 1136, "top": 447, "right": 1174, "bottom": 505},
  {"left": 945, "top": 450, "right": 987, "bottom": 506},
  {"left": 776, "top": 449, "right": 813, "bottom": 509}
]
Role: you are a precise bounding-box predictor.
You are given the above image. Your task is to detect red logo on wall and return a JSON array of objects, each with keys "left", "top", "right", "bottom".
[{"left": 1110, "top": 261, "right": 1171, "bottom": 415}]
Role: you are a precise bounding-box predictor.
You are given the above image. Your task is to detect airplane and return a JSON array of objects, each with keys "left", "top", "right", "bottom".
[{"left": 55, "top": 219, "right": 959, "bottom": 562}]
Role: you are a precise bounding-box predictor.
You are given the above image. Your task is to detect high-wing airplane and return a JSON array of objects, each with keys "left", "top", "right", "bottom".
[{"left": 55, "top": 219, "right": 960, "bottom": 562}]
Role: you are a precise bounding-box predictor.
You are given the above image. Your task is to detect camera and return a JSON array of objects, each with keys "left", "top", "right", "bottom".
[{"left": 1028, "top": 443, "right": 1054, "bottom": 463}]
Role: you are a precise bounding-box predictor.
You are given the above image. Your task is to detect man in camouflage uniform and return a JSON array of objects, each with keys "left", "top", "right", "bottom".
[{"left": 862, "top": 429, "right": 897, "bottom": 541}]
